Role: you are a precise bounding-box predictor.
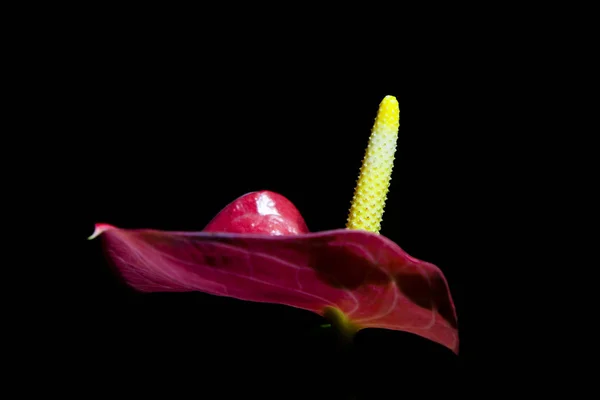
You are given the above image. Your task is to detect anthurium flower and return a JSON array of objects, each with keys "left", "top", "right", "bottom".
[{"left": 91, "top": 96, "right": 459, "bottom": 354}]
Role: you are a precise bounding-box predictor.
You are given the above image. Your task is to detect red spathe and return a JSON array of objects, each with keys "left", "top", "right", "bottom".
[{"left": 94, "top": 190, "right": 459, "bottom": 354}]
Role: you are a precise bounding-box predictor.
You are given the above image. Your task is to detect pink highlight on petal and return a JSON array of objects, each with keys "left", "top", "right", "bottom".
[{"left": 88, "top": 223, "right": 116, "bottom": 240}]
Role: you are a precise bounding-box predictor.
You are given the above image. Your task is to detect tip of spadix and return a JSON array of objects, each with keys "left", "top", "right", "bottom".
[
  {"left": 88, "top": 223, "right": 115, "bottom": 240},
  {"left": 372, "top": 95, "right": 400, "bottom": 134},
  {"left": 379, "top": 95, "right": 399, "bottom": 113}
]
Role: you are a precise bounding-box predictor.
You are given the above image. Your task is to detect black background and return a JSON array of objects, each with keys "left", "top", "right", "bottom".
[{"left": 56, "top": 23, "right": 508, "bottom": 398}]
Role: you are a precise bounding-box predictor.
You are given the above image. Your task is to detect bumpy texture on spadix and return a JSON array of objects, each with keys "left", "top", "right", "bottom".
[
  {"left": 347, "top": 95, "right": 400, "bottom": 233},
  {"left": 93, "top": 191, "right": 458, "bottom": 354}
]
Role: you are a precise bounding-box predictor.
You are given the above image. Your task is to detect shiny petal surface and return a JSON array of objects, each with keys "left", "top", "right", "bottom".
[{"left": 95, "top": 224, "right": 458, "bottom": 353}]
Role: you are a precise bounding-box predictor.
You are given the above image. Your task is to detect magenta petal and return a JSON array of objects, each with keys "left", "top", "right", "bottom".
[
  {"left": 203, "top": 191, "right": 309, "bottom": 235},
  {"left": 95, "top": 224, "right": 459, "bottom": 353}
]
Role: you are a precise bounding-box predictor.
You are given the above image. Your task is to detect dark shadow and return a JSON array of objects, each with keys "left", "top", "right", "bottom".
[
  {"left": 308, "top": 242, "right": 390, "bottom": 289},
  {"left": 395, "top": 269, "right": 458, "bottom": 328}
]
